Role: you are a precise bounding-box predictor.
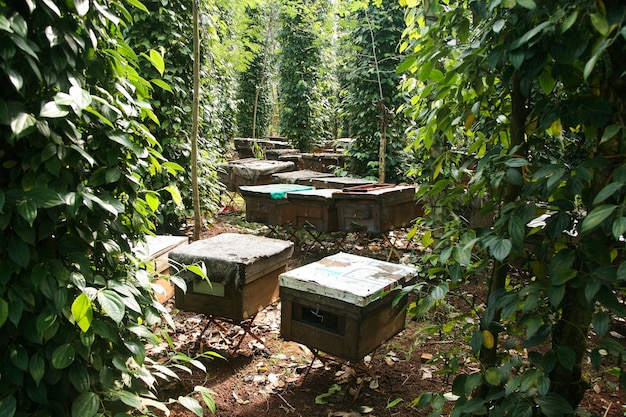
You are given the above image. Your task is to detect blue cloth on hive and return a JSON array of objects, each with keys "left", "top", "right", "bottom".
[{"left": 239, "top": 184, "right": 313, "bottom": 199}]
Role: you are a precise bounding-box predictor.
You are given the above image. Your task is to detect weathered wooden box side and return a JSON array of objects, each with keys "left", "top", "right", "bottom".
[
  {"left": 278, "top": 252, "right": 415, "bottom": 362},
  {"left": 175, "top": 263, "right": 286, "bottom": 321},
  {"left": 242, "top": 193, "right": 293, "bottom": 225},
  {"left": 287, "top": 189, "right": 339, "bottom": 232},
  {"left": 240, "top": 184, "right": 313, "bottom": 226},
  {"left": 280, "top": 286, "right": 408, "bottom": 362},
  {"left": 335, "top": 186, "right": 421, "bottom": 233},
  {"left": 169, "top": 233, "right": 294, "bottom": 321},
  {"left": 140, "top": 235, "right": 188, "bottom": 303},
  {"left": 218, "top": 158, "right": 296, "bottom": 191},
  {"left": 301, "top": 153, "right": 348, "bottom": 174}
]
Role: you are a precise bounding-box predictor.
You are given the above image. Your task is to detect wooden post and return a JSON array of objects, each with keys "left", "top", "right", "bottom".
[{"left": 191, "top": 0, "right": 201, "bottom": 241}]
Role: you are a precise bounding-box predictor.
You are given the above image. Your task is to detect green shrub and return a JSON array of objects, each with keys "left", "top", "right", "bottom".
[{"left": 0, "top": 1, "right": 212, "bottom": 415}]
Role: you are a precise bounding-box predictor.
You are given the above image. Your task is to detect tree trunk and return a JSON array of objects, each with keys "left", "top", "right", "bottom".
[
  {"left": 550, "top": 287, "right": 592, "bottom": 407},
  {"left": 476, "top": 70, "right": 529, "bottom": 395}
]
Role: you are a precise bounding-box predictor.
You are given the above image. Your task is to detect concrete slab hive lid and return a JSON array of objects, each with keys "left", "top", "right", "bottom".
[
  {"left": 168, "top": 233, "right": 294, "bottom": 289},
  {"left": 272, "top": 169, "right": 335, "bottom": 183},
  {"left": 230, "top": 159, "right": 295, "bottom": 181},
  {"left": 279, "top": 252, "right": 416, "bottom": 307}
]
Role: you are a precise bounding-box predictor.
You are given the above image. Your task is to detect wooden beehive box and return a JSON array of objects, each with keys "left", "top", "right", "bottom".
[
  {"left": 309, "top": 176, "right": 376, "bottom": 189},
  {"left": 301, "top": 152, "right": 348, "bottom": 173},
  {"left": 240, "top": 184, "right": 313, "bottom": 225},
  {"left": 271, "top": 169, "right": 335, "bottom": 185},
  {"left": 142, "top": 235, "right": 189, "bottom": 303},
  {"left": 286, "top": 189, "right": 339, "bottom": 232},
  {"left": 278, "top": 153, "right": 304, "bottom": 170},
  {"left": 279, "top": 252, "right": 416, "bottom": 362},
  {"left": 334, "top": 184, "right": 421, "bottom": 233},
  {"left": 265, "top": 148, "right": 299, "bottom": 160},
  {"left": 217, "top": 158, "right": 295, "bottom": 192},
  {"left": 169, "top": 233, "right": 294, "bottom": 322}
]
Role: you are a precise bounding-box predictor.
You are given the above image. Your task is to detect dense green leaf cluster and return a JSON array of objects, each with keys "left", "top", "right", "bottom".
[
  {"left": 0, "top": 1, "right": 212, "bottom": 415},
  {"left": 235, "top": 3, "right": 276, "bottom": 139},
  {"left": 340, "top": 1, "right": 412, "bottom": 183},
  {"left": 278, "top": 0, "right": 334, "bottom": 151},
  {"left": 126, "top": 0, "right": 230, "bottom": 232},
  {"left": 400, "top": 0, "right": 626, "bottom": 414}
]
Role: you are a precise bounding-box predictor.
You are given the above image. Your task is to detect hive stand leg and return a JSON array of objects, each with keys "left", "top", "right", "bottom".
[
  {"left": 301, "top": 222, "right": 324, "bottom": 256},
  {"left": 219, "top": 191, "right": 239, "bottom": 212},
  {"left": 332, "top": 231, "right": 349, "bottom": 252},
  {"left": 381, "top": 233, "right": 402, "bottom": 262},
  {"left": 299, "top": 347, "right": 378, "bottom": 404},
  {"left": 230, "top": 313, "right": 264, "bottom": 351},
  {"left": 300, "top": 348, "right": 323, "bottom": 383}
]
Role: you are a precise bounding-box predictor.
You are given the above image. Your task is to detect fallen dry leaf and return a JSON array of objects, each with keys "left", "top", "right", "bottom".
[{"left": 232, "top": 392, "right": 249, "bottom": 405}]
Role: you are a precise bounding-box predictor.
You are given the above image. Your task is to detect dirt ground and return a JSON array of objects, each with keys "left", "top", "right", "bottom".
[{"left": 152, "top": 209, "right": 625, "bottom": 417}]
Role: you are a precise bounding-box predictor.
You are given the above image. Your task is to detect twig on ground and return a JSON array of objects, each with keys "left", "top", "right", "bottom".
[{"left": 278, "top": 393, "right": 296, "bottom": 411}]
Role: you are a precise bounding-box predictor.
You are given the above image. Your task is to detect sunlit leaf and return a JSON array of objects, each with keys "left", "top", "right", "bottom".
[
  {"left": 97, "top": 290, "right": 125, "bottom": 323},
  {"left": 145, "top": 192, "right": 159, "bottom": 212},
  {"left": 40, "top": 101, "right": 69, "bottom": 118},
  {"left": 150, "top": 79, "right": 173, "bottom": 93},
  {"left": 74, "top": 0, "right": 89, "bottom": 16},
  {"left": 149, "top": 49, "right": 165, "bottom": 76},
  {"left": 164, "top": 185, "right": 182, "bottom": 207},
  {"left": 178, "top": 396, "right": 202, "bottom": 417},
  {"left": 69, "top": 85, "right": 92, "bottom": 110},
  {"left": 71, "top": 293, "right": 93, "bottom": 332},
  {"left": 126, "top": 0, "right": 149, "bottom": 12},
  {"left": 10, "top": 112, "right": 37, "bottom": 138},
  {"left": 195, "top": 386, "right": 217, "bottom": 414}
]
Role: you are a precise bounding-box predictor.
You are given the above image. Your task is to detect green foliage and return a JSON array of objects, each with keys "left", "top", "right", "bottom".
[
  {"left": 400, "top": 0, "right": 626, "bottom": 413},
  {"left": 341, "top": 2, "right": 413, "bottom": 183},
  {"left": 126, "top": 0, "right": 228, "bottom": 233},
  {"left": 0, "top": 0, "right": 213, "bottom": 415},
  {"left": 236, "top": 3, "right": 278, "bottom": 139},
  {"left": 278, "top": 0, "right": 334, "bottom": 151}
]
